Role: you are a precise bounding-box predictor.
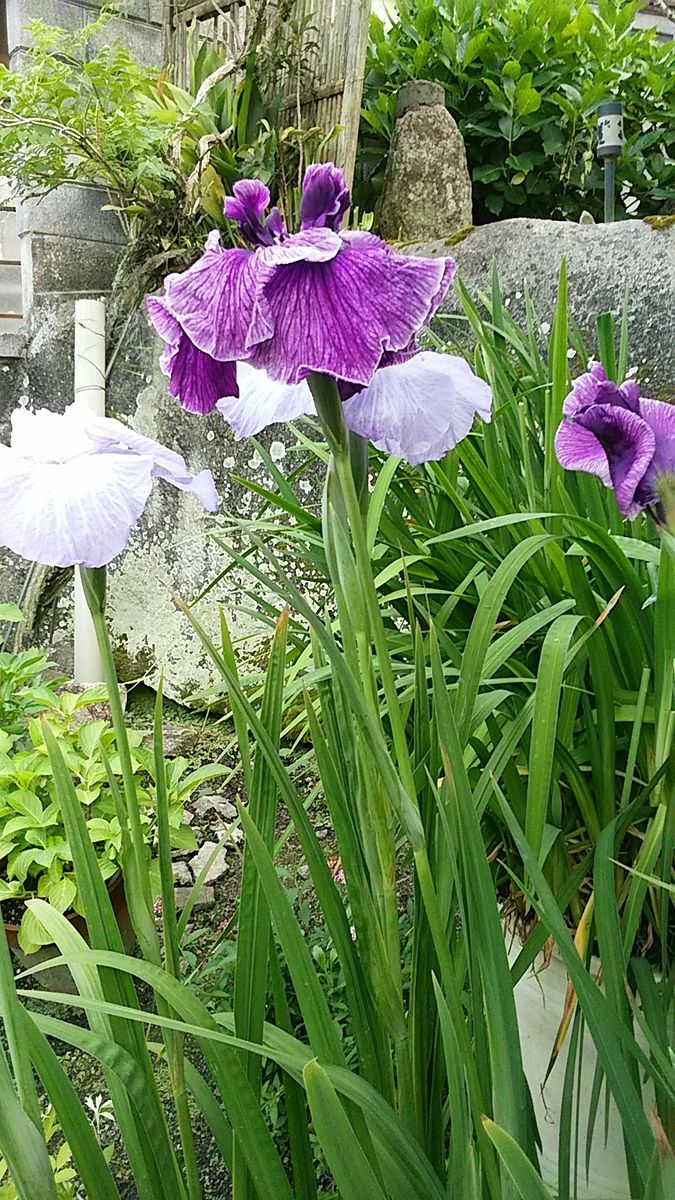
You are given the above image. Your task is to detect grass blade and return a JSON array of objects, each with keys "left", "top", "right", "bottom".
[
  {"left": 303, "top": 1060, "right": 388, "bottom": 1200},
  {"left": 483, "top": 1118, "right": 554, "bottom": 1200}
]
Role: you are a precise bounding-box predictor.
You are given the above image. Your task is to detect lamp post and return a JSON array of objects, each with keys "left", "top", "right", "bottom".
[{"left": 597, "top": 101, "right": 624, "bottom": 223}]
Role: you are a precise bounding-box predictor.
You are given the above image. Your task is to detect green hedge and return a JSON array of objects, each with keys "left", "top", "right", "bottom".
[{"left": 357, "top": 0, "right": 675, "bottom": 224}]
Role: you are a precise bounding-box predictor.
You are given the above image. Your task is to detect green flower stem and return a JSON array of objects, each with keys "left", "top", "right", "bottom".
[
  {"left": 308, "top": 374, "right": 416, "bottom": 799},
  {"left": 78, "top": 567, "right": 159, "bottom": 965},
  {"left": 348, "top": 431, "right": 370, "bottom": 518},
  {"left": 309, "top": 373, "right": 416, "bottom": 1126}
]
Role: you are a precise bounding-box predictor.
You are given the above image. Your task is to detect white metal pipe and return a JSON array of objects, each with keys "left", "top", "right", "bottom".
[{"left": 73, "top": 298, "right": 106, "bottom": 684}]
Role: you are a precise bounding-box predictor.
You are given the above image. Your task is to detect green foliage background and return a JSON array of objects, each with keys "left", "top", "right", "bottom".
[{"left": 357, "top": 0, "right": 675, "bottom": 224}]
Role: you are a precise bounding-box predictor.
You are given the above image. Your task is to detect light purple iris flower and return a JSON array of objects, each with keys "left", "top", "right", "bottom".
[
  {"left": 555, "top": 363, "right": 675, "bottom": 519},
  {"left": 148, "top": 163, "right": 492, "bottom": 464},
  {"left": 0, "top": 405, "right": 218, "bottom": 568},
  {"left": 217, "top": 352, "right": 492, "bottom": 467}
]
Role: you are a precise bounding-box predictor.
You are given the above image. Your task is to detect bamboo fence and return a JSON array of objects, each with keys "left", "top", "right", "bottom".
[{"left": 172, "top": 0, "right": 371, "bottom": 184}]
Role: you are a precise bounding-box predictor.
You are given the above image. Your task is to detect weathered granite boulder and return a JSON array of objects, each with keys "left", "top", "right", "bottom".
[
  {"left": 406, "top": 217, "right": 675, "bottom": 397},
  {"left": 378, "top": 80, "right": 472, "bottom": 243}
]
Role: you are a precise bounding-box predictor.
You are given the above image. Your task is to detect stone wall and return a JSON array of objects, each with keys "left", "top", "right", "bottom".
[
  {"left": 104, "top": 314, "right": 320, "bottom": 704},
  {"left": 5, "top": 0, "right": 163, "bottom": 71},
  {"left": 407, "top": 217, "right": 675, "bottom": 400},
  {"left": 1, "top": 0, "right": 164, "bottom": 419}
]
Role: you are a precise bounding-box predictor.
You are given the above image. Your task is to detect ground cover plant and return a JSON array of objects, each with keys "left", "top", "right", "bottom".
[
  {"left": 357, "top": 0, "right": 675, "bottom": 223},
  {"left": 0, "top": 163, "right": 672, "bottom": 1200}
]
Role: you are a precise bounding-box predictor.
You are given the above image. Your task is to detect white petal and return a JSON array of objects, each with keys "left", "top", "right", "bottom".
[
  {"left": 216, "top": 362, "right": 315, "bottom": 439},
  {"left": 10, "top": 405, "right": 93, "bottom": 462},
  {"left": 0, "top": 445, "right": 154, "bottom": 567},
  {"left": 342, "top": 351, "right": 492, "bottom": 466},
  {"left": 84, "top": 417, "right": 219, "bottom": 511}
]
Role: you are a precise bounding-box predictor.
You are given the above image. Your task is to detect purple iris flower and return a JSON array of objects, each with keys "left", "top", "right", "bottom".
[
  {"left": 147, "top": 294, "right": 237, "bottom": 415},
  {"left": 0, "top": 405, "right": 218, "bottom": 568},
  {"left": 148, "top": 162, "right": 492, "bottom": 465},
  {"left": 556, "top": 362, "right": 675, "bottom": 519}
]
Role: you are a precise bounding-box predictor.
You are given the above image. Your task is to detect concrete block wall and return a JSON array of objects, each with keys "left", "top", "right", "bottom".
[
  {"left": 6, "top": 0, "right": 164, "bottom": 70},
  {"left": 0, "top": 0, "right": 164, "bottom": 402}
]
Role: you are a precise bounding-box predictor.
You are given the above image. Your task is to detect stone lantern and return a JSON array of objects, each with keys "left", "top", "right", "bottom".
[{"left": 378, "top": 80, "right": 473, "bottom": 242}]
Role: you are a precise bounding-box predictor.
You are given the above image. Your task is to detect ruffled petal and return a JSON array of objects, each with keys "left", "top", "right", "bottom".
[
  {"left": 224, "top": 179, "right": 270, "bottom": 227},
  {"left": 0, "top": 444, "right": 154, "bottom": 568},
  {"left": 252, "top": 239, "right": 456, "bottom": 386},
  {"left": 342, "top": 350, "right": 492, "bottom": 466},
  {"left": 84, "top": 417, "right": 219, "bottom": 511},
  {"left": 162, "top": 234, "right": 271, "bottom": 361},
  {"left": 300, "top": 163, "right": 350, "bottom": 231},
  {"left": 563, "top": 363, "right": 640, "bottom": 417},
  {"left": 10, "top": 406, "right": 92, "bottom": 461},
  {"left": 639, "top": 397, "right": 675, "bottom": 478},
  {"left": 224, "top": 179, "right": 286, "bottom": 247},
  {"left": 555, "top": 420, "right": 613, "bottom": 485},
  {"left": 258, "top": 228, "right": 342, "bottom": 266},
  {"left": 557, "top": 406, "right": 656, "bottom": 517},
  {"left": 148, "top": 297, "right": 237, "bottom": 414},
  {"left": 216, "top": 363, "right": 314, "bottom": 439},
  {"left": 146, "top": 294, "right": 180, "bottom": 344}
]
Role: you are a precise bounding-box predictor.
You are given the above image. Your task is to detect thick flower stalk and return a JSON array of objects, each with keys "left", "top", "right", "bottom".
[
  {"left": 0, "top": 404, "right": 218, "bottom": 567},
  {"left": 148, "top": 163, "right": 491, "bottom": 465},
  {"left": 556, "top": 363, "right": 675, "bottom": 527}
]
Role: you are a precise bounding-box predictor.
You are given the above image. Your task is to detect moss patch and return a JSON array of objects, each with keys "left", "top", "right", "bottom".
[
  {"left": 444, "top": 224, "right": 476, "bottom": 246},
  {"left": 643, "top": 214, "right": 675, "bottom": 231}
]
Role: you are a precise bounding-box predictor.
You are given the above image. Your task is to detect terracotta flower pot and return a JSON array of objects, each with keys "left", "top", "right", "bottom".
[{"left": 5, "top": 871, "right": 135, "bottom": 993}]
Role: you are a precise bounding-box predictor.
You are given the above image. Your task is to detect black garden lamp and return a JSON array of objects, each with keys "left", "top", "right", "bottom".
[{"left": 597, "top": 101, "right": 625, "bottom": 223}]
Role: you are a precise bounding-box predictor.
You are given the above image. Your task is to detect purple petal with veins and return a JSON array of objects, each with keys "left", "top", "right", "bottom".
[
  {"left": 148, "top": 296, "right": 237, "bottom": 414},
  {"left": 300, "top": 163, "right": 351, "bottom": 231},
  {"left": 564, "top": 362, "right": 640, "bottom": 417},
  {"left": 557, "top": 402, "right": 656, "bottom": 517},
  {"left": 251, "top": 234, "right": 455, "bottom": 386},
  {"left": 161, "top": 233, "right": 271, "bottom": 361}
]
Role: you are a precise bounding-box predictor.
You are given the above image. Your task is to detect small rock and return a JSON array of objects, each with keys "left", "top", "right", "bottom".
[
  {"left": 190, "top": 841, "right": 230, "bottom": 884},
  {"left": 213, "top": 823, "right": 243, "bottom": 846},
  {"left": 174, "top": 886, "right": 215, "bottom": 912},
  {"left": 298, "top": 864, "right": 310, "bottom": 879},
  {"left": 172, "top": 861, "right": 193, "bottom": 887},
  {"left": 193, "top": 793, "right": 238, "bottom": 823},
  {"left": 315, "top": 827, "right": 330, "bottom": 840},
  {"left": 143, "top": 725, "right": 200, "bottom": 758},
  {"left": 172, "top": 845, "right": 193, "bottom": 861},
  {"left": 378, "top": 79, "right": 472, "bottom": 242}
]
